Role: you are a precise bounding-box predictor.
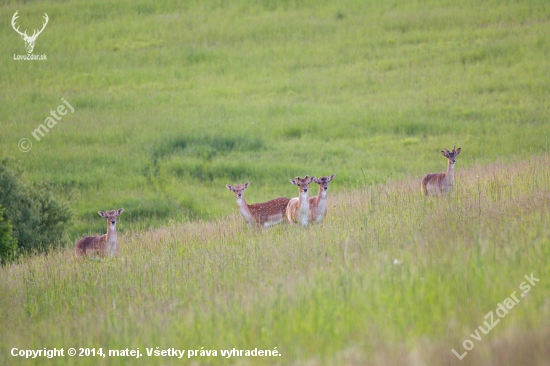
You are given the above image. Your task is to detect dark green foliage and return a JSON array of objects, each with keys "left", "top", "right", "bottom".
[
  {"left": 0, "top": 205, "right": 17, "bottom": 264},
  {"left": 0, "top": 158, "right": 72, "bottom": 259},
  {"left": 151, "top": 135, "right": 266, "bottom": 162},
  {"left": 168, "top": 161, "right": 256, "bottom": 182},
  {"left": 143, "top": 135, "right": 267, "bottom": 193},
  {"left": 282, "top": 127, "right": 302, "bottom": 139}
]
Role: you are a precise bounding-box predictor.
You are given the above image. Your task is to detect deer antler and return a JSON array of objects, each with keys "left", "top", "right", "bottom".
[
  {"left": 11, "top": 11, "right": 48, "bottom": 40},
  {"left": 11, "top": 11, "right": 28, "bottom": 38},
  {"left": 29, "top": 13, "right": 49, "bottom": 40}
]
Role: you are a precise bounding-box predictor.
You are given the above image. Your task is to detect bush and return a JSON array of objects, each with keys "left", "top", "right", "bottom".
[
  {"left": 0, "top": 205, "right": 17, "bottom": 264},
  {"left": 0, "top": 158, "right": 72, "bottom": 261}
]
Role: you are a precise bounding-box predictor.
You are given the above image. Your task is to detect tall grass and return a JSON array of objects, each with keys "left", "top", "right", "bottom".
[
  {"left": 1, "top": 156, "right": 548, "bottom": 365},
  {"left": 1, "top": 0, "right": 549, "bottom": 235}
]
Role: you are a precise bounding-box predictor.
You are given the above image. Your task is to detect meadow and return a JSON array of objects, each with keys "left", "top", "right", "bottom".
[
  {"left": 1, "top": 0, "right": 549, "bottom": 233},
  {"left": 1, "top": 157, "right": 549, "bottom": 365},
  {"left": 1, "top": 0, "right": 550, "bottom": 364}
]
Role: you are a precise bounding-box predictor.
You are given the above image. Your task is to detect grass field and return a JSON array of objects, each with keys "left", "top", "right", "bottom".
[
  {"left": 1, "top": 0, "right": 550, "bottom": 364},
  {"left": 1, "top": 156, "right": 549, "bottom": 365},
  {"left": 1, "top": 0, "right": 550, "bottom": 234}
]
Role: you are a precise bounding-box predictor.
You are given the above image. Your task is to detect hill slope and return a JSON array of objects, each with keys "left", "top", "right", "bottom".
[
  {"left": 1, "top": 0, "right": 550, "bottom": 234},
  {"left": 1, "top": 156, "right": 549, "bottom": 365}
]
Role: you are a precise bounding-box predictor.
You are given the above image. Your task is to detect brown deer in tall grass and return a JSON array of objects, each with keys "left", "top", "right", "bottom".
[
  {"left": 75, "top": 209, "right": 124, "bottom": 258},
  {"left": 286, "top": 175, "right": 314, "bottom": 227},
  {"left": 226, "top": 182, "right": 290, "bottom": 227},
  {"left": 309, "top": 174, "right": 335, "bottom": 223},
  {"left": 421, "top": 146, "right": 461, "bottom": 196}
]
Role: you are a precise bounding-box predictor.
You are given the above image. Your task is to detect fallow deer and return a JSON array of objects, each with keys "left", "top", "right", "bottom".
[
  {"left": 286, "top": 175, "right": 314, "bottom": 227},
  {"left": 226, "top": 182, "right": 290, "bottom": 227},
  {"left": 309, "top": 174, "right": 335, "bottom": 223},
  {"left": 421, "top": 146, "right": 461, "bottom": 196},
  {"left": 75, "top": 209, "right": 124, "bottom": 258}
]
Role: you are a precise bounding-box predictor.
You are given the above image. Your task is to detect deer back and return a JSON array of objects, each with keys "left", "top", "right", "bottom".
[
  {"left": 75, "top": 234, "right": 107, "bottom": 257},
  {"left": 248, "top": 197, "right": 290, "bottom": 225}
]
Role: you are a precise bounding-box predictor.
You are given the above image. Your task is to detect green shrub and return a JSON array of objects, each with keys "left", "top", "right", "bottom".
[
  {"left": 0, "top": 205, "right": 17, "bottom": 264},
  {"left": 0, "top": 158, "right": 72, "bottom": 259}
]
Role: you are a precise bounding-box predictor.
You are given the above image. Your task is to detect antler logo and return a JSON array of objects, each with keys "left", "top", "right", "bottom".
[{"left": 11, "top": 11, "right": 49, "bottom": 54}]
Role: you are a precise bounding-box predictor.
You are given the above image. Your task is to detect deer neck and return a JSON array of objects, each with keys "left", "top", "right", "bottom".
[
  {"left": 446, "top": 161, "right": 455, "bottom": 185},
  {"left": 105, "top": 223, "right": 118, "bottom": 256},
  {"left": 315, "top": 186, "right": 326, "bottom": 204},
  {"left": 314, "top": 186, "right": 327, "bottom": 222},
  {"left": 236, "top": 196, "right": 254, "bottom": 224},
  {"left": 317, "top": 185, "right": 327, "bottom": 202},
  {"left": 298, "top": 190, "right": 310, "bottom": 226}
]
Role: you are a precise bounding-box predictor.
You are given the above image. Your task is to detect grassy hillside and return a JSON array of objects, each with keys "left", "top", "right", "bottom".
[
  {"left": 1, "top": 156, "right": 549, "bottom": 365},
  {"left": 1, "top": 0, "right": 549, "bottom": 237}
]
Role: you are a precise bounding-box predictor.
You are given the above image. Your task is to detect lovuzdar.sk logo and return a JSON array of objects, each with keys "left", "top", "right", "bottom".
[{"left": 11, "top": 10, "right": 49, "bottom": 61}]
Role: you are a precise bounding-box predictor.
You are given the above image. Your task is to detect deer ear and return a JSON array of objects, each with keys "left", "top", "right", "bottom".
[
  {"left": 290, "top": 179, "right": 297, "bottom": 186},
  {"left": 117, "top": 208, "right": 124, "bottom": 216},
  {"left": 226, "top": 184, "right": 233, "bottom": 191},
  {"left": 244, "top": 181, "right": 250, "bottom": 189},
  {"left": 455, "top": 147, "right": 461, "bottom": 155},
  {"left": 98, "top": 211, "right": 106, "bottom": 218},
  {"left": 329, "top": 174, "right": 335, "bottom": 181},
  {"left": 440, "top": 151, "right": 447, "bottom": 157}
]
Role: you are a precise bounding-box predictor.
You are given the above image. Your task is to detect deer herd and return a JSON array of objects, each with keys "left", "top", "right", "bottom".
[
  {"left": 75, "top": 146, "right": 461, "bottom": 258},
  {"left": 226, "top": 174, "right": 336, "bottom": 229}
]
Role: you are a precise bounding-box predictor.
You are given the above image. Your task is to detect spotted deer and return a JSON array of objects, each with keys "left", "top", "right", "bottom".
[
  {"left": 309, "top": 174, "right": 335, "bottom": 223},
  {"left": 286, "top": 175, "right": 314, "bottom": 227},
  {"left": 226, "top": 182, "right": 290, "bottom": 227},
  {"left": 421, "top": 146, "right": 461, "bottom": 196},
  {"left": 75, "top": 209, "right": 124, "bottom": 258}
]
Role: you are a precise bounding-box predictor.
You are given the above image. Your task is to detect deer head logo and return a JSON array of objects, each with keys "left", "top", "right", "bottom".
[{"left": 11, "top": 11, "right": 49, "bottom": 54}]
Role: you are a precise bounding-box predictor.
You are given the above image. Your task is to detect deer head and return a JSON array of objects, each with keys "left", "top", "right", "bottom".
[
  {"left": 226, "top": 182, "right": 250, "bottom": 199},
  {"left": 312, "top": 174, "right": 335, "bottom": 192},
  {"left": 98, "top": 209, "right": 124, "bottom": 227},
  {"left": 441, "top": 146, "right": 461, "bottom": 164},
  {"left": 290, "top": 175, "right": 314, "bottom": 195},
  {"left": 11, "top": 11, "right": 49, "bottom": 54}
]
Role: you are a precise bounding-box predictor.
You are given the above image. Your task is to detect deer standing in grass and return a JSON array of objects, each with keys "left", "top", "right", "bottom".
[
  {"left": 75, "top": 209, "right": 124, "bottom": 258},
  {"left": 226, "top": 182, "right": 290, "bottom": 227},
  {"left": 309, "top": 174, "right": 335, "bottom": 224},
  {"left": 421, "top": 146, "right": 461, "bottom": 196},
  {"left": 286, "top": 175, "right": 314, "bottom": 227}
]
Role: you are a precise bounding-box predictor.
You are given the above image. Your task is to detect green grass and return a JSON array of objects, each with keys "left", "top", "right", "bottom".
[
  {"left": 1, "top": 156, "right": 549, "bottom": 365},
  {"left": 1, "top": 0, "right": 550, "bottom": 364},
  {"left": 1, "top": 0, "right": 550, "bottom": 235}
]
